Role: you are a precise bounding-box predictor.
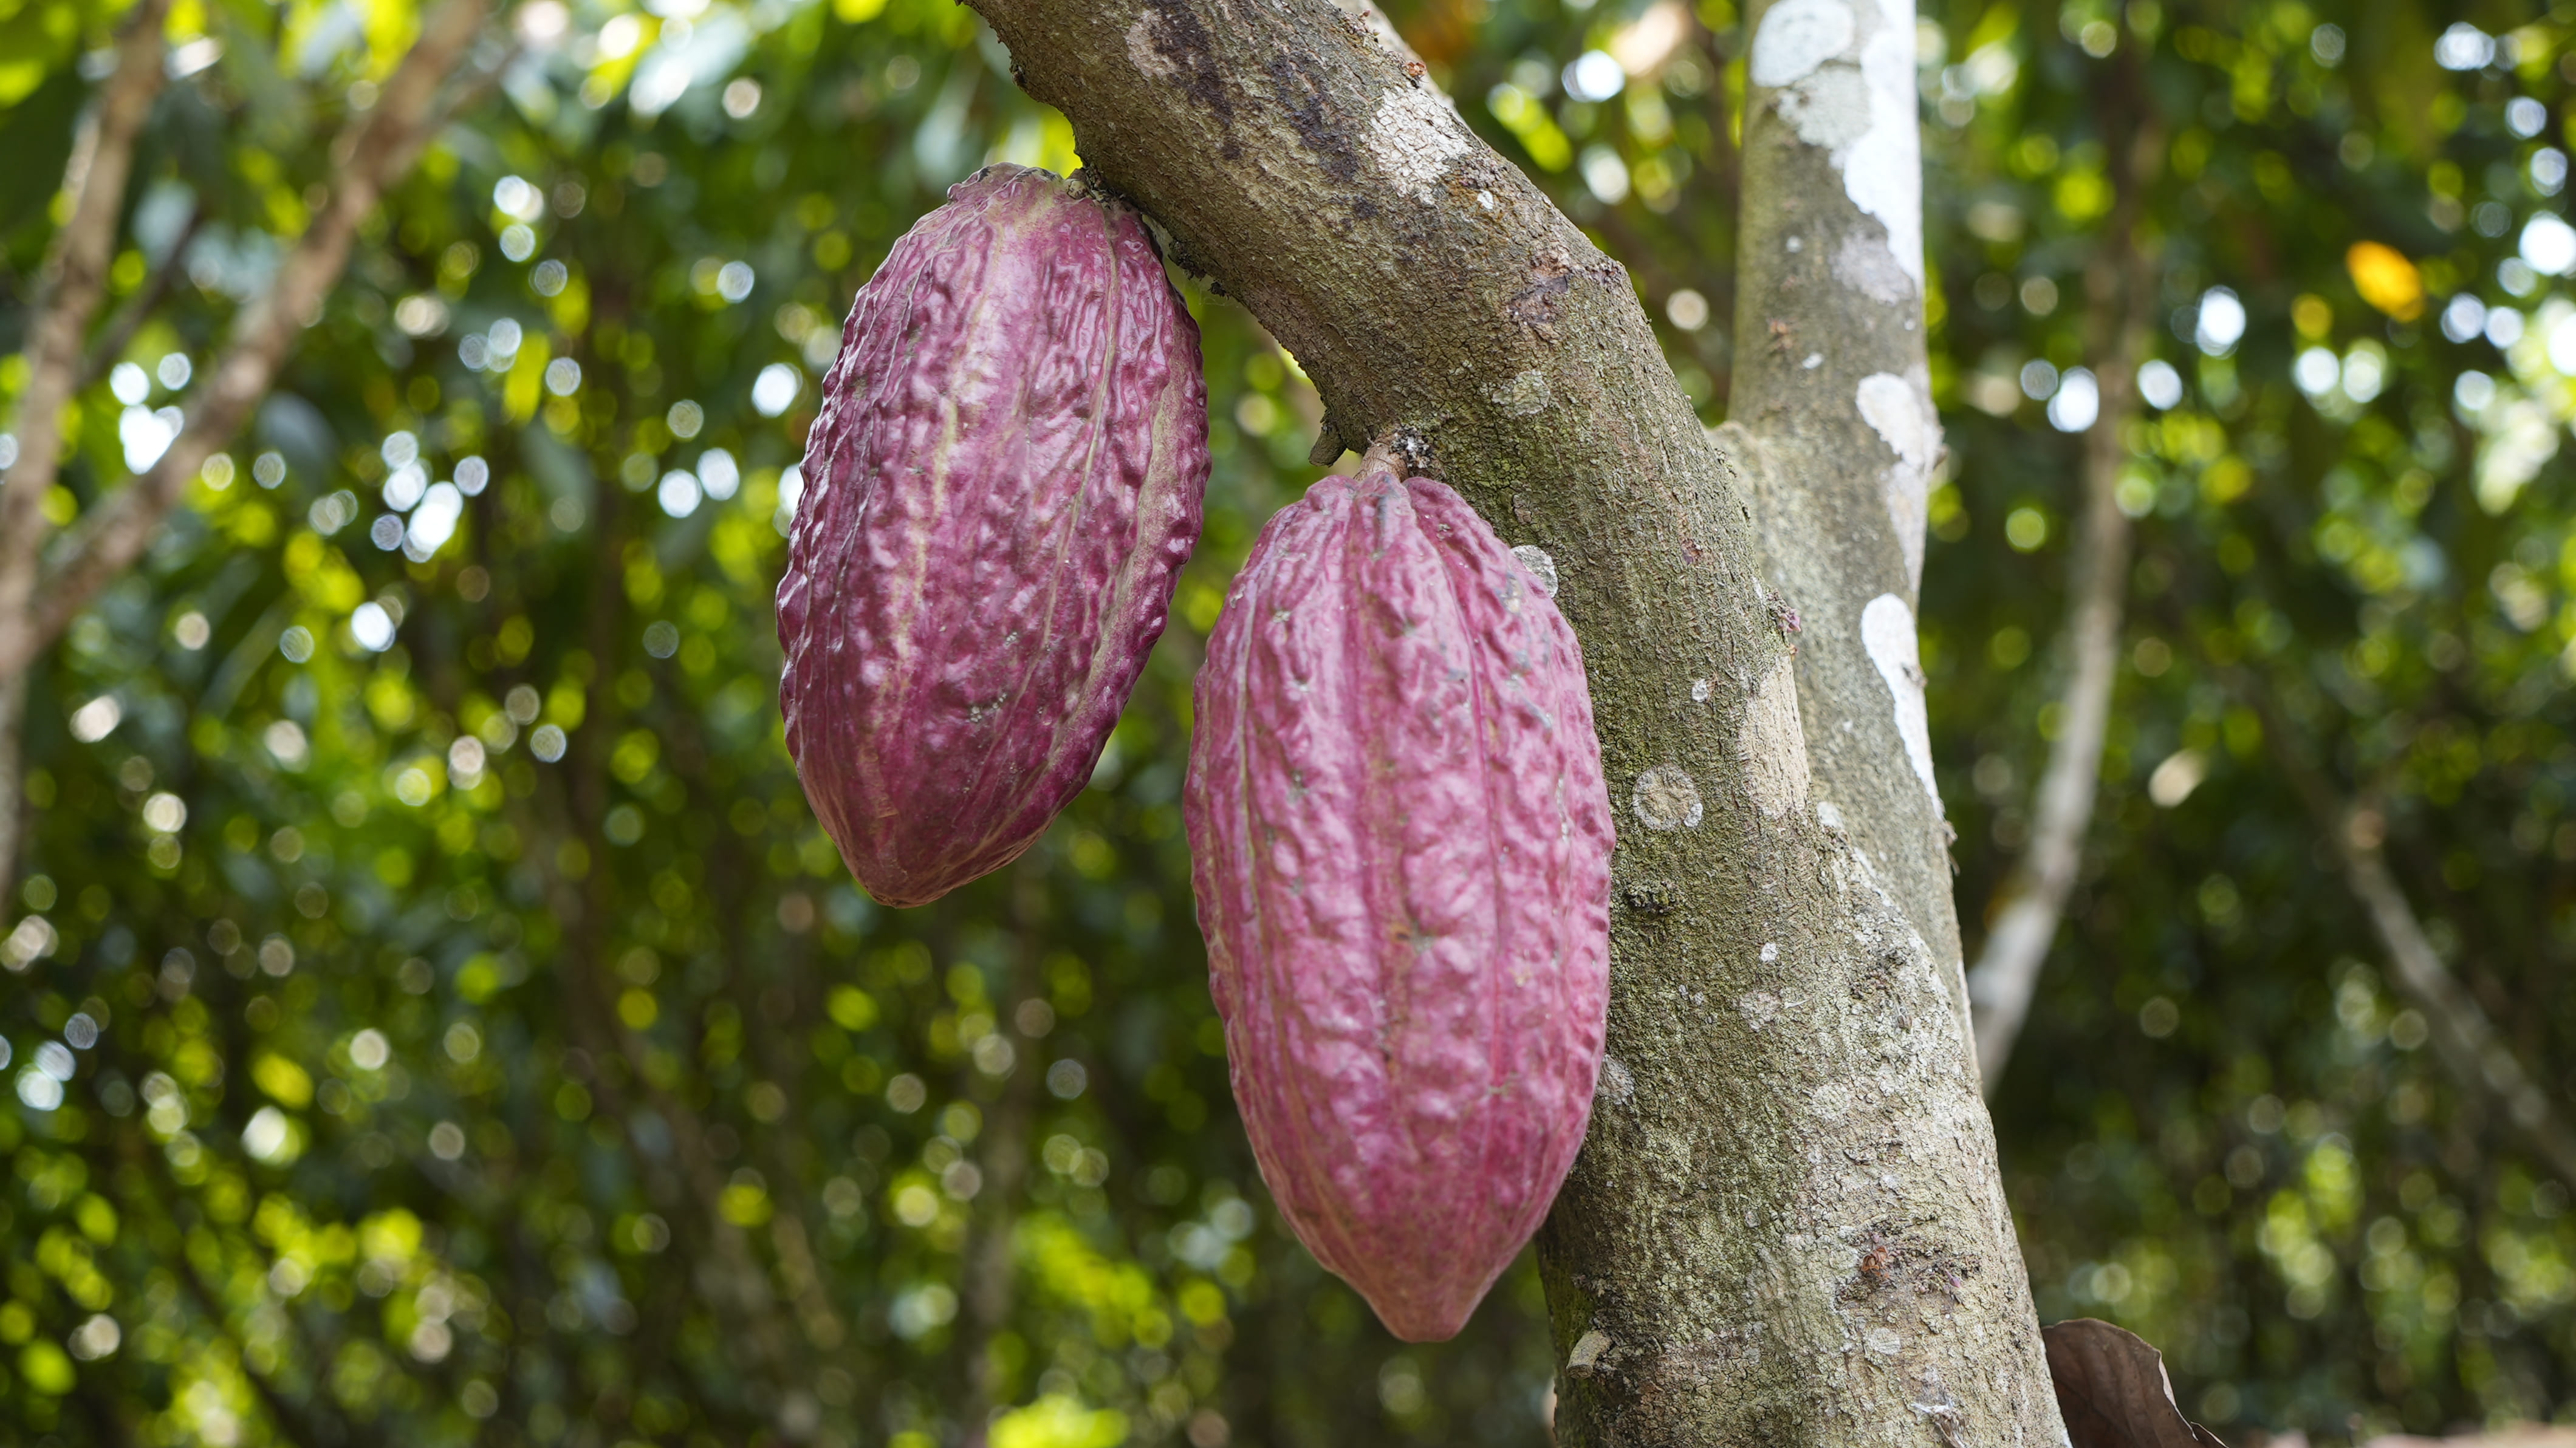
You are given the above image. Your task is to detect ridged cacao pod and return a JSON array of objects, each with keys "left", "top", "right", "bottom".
[
  {"left": 1184, "top": 464, "right": 1614, "bottom": 1342},
  {"left": 778, "top": 164, "right": 1209, "bottom": 907}
]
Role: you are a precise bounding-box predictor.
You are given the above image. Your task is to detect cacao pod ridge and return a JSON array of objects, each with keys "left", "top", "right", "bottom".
[
  {"left": 778, "top": 163, "right": 1210, "bottom": 906},
  {"left": 1185, "top": 462, "right": 1614, "bottom": 1342}
]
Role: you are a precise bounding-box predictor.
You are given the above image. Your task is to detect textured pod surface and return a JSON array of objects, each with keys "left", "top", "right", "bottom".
[
  {"left": 1185, "top": 466, "right": 1614, "bottom": 1342},
  {"left": 778, "top": 164, "right": 1208, "bottom": 907}
]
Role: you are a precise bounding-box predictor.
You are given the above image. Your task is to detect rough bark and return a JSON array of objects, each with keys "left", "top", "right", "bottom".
[
  {"left": 0, "top": 0, "right": 489, "bottom": 685},
  {"left": 964, "top": 3, "right": 2063, "bottom": 1441},
  {"left": 1722, "top": 0, "right": 1971, "bottom": 1054}
]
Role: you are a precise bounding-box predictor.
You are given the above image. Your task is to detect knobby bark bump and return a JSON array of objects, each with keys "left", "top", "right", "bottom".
[{"left": 964, "top": 0, "right": 2064, "bottom": 1439}]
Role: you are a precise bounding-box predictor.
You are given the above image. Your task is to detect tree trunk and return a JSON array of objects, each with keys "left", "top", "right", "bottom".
[
  {"left": 964, "top": 2, "right": 2063, "bottom": 1442},
  {"left": 1723, "top": 0, "right": 1970, "bottom": 1056}
]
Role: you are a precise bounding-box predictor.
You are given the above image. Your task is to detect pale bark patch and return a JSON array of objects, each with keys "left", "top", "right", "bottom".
[
  {"left": 1832, "top": 231, "right": 1913, "bottom": 303},
  {"left": 1737, "top": 656, "right": 1811, "bottom": 818},
  {"left": 1845, "top": 0, "right": 1925, "bottom": 287},
  {"left": 1775, "top": 65, "right": 1871, "bottom": 151},
  {"left": 1810, "top": 1080, "right": 1853, "bottom": 1120},
  {"left": 1859, "top": 593, "right": 1941, "bottom": 805},
  {"left": 1492, "top": 367, "right": 1554, "bottom": 416},
  {"left": 1631, "top": 765, "right": 1704, "bottom": 831},
  {"left": 1749, "top": 0, "right": 1854, "bottom": 86},
  {"left": 1755, "top": 0, "right": 1925, "bottom": 289},
  {"left": 1125, "top": 16, "right": 1177, "bottom": 78},
  {"left": 1855, "top": 372, "right": 1937, "bottom": 593},
  {"left": 1737, "top": 990, "right": 1783, "bottom": 1030},
  {"left": 1510, "top": 544, "right": 1558, "bottom": 596},
  {"left": 1368, "top": 86, "right": 1469, "bottom": 201}
]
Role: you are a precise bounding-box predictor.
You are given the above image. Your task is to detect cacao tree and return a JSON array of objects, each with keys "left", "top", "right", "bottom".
[
  {"left": 961, "top": 1, "right": 2064, "bottom": 1439},
  {"left": 6, "top": 1, "right": 2576, "bottom": 1444}
]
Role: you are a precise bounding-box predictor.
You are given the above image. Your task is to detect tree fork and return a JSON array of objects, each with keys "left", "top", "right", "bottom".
[{"left": 964, "top": 2, "right": 2063, "bottom": 1441}]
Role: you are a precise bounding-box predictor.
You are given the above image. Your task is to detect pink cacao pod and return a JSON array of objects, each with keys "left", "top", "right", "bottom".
[
  {"left": 778, "top": 164, "right": 1209, "bottom": 907},
  {"left": 1184, "top": 463, "right": 1614, "bottom": 1342}
]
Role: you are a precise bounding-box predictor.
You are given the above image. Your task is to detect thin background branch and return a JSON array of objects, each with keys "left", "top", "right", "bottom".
[
  {"left": 0, "top": 0, "right": 175, "bottom": 903},
  {"left": 2241, "top": 674, "right": 2576, "bottom": 1194},
  {"left": 1964, "top": 68, "right": 2163, "bottom": 1090},
  {"left": 0, "top": 0, "right": 493, "bottom": 685}
]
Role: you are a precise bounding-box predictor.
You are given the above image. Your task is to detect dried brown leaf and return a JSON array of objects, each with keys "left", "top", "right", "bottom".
[{"left": 2044, "top": 1318, "right": 2230, "bottom": 1448}]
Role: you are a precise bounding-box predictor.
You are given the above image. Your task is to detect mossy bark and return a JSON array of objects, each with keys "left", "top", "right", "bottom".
[{"left": 965, "top": 2, "right": 2066, "bottom": 1441}]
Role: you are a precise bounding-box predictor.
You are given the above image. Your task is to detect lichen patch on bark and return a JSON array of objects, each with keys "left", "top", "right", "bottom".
[
  {"left": 1854, "top": 371, "right": 1937, "bottom": 592},
  {"left": 1858, "top": 593, "right": 1941, "bottom": 805},
  {"left": 1493, "top": 367, "right": 1554, "bottom": 416},
  {"left": 1597, "top": 1056, "right": 1636, "bottom": 1106},
  {"left": 1368, "top": 85, "right": 1469, "bottom": 200},
  {"left": 1510, "top": 543, "right": 1560, "bottom": 596},
  {"left": 1846, "top": 0, "right": 1925, "bottom": 286},
  {"left": 1738, "top": 656, "right": 1811, "bottom": 818},
  {"left": 1776, "top": 65, "right": 1871, "bottom": 151},
  {"left": 1738, "top": 990, "right": 1783, "bottom": 1031},
  {"left": 1754, "top": 0, "right": 1924, "bottom": 288},
  {"left": 1832, "top": 231, "right": 1914, "bottom": 304},
  {"left": 1749, "top": 0, "right": 1854, "bottom": 87},
  {"left": 1631, "top": 765, "right": 1705, "bottom": 831}
]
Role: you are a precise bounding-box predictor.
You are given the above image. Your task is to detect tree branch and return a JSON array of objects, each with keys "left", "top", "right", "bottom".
[
  {"left": 0, "top": 671, "right": 27, "bottom": 911},
  {"left": 0, "top": 0, "right": 490, "bottom": 681},
  {"left": 0, "top": 0, "right": 172, "bottom": 901},
  {"left": 2241, "top": 682, "right": 2576, "bottom": 1193},
  {"left": 966, "top": 4, "right": 2061, "bottom": 1441},
  {"left": 1965, "top": 95, "right": 2164, "bottom": 1091},
  {"left": 81, "top": 200, "right": 207, "bottom": 388},
  {"left": 2334, "top": 818, "right": 2576, "bottom": 1191},
  {"left": 0, "top": 0, "right": 173, "bottom": 681},
  {"left": 1722, "top": 0, "right": 1971, "bottom": 1052}
]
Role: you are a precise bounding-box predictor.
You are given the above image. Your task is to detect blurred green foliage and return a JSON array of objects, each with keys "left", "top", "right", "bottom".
[{"left": 0, "top": 0, "right": 2571, "bottom": 1444}]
